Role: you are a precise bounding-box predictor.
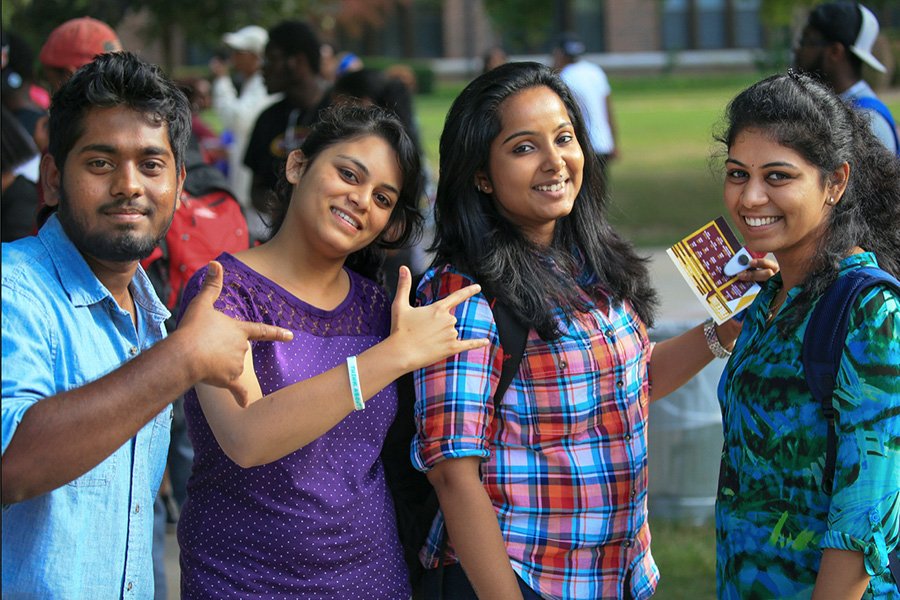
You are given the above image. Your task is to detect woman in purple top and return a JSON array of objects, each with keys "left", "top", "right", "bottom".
[{"left": 175, "top": 104, "right": 487, "bottom": 598}]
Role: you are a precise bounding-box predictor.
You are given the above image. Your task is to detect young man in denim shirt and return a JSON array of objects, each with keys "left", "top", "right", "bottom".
[{"left": 1, "top": 51, "right": 291, "bottom": 599}]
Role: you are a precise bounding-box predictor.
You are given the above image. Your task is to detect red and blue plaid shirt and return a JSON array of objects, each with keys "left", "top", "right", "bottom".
[{"left": 412, "top": 265, "right": 659, "bottom": 600}]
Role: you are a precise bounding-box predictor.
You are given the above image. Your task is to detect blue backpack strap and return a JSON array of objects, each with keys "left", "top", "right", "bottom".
[
  {"left": 852, "top": 96, "right": 900, "bottom": 155},
  {"left": 802, "top": 267, "right": 900, "bottom": 496}
]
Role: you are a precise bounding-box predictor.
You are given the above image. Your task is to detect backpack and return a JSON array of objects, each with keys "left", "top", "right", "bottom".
[
  {"left": 141, "top": 187, "right": 249, "bottom": 314},
  {"left": 802, "top": 266, "right": 900, "bottom": 589},
  {"left": 382, "top": 279, "right": 528, "bottom": 591},
  {"left": 852, "top": 96, "right": 900, "bottom": 157}
]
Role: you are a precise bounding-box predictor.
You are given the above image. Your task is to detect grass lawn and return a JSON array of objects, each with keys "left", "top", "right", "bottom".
[
  {"left": 650, "top": 518, "right": 718, "bottom": 599},
  {"left": 415, "top": 73, "right": 900, "bottom": 247},
  {"left": 606, "top": 73, "right": 763, "bottom": 246}
]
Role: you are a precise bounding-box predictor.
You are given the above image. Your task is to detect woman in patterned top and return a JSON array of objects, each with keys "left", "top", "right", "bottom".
[
  {"left": 409, "top": 62, "right": 776, "bottom": 600},
  {"left": 174, "top": 104, "right": 488, "bottom": 598},
  {"left": 715, "top": 72, "right": 900, "bottom": 598}
]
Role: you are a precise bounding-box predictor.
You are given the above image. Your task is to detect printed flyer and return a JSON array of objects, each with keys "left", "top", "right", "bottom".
[{"left": 666, "top": 217, "right": 760, "bottom": 324}]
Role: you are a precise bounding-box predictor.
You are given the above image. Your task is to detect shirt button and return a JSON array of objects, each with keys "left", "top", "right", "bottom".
[
  {"left": 630, "top": 489, "right": 637, "bottom": 499},
  {"left": 558, "top": 359, "right": 568, "bottom": 369},
  {"left": 129, "top": 346, "right": 138, "bottom": 356},
  {"left": 134, "top": 504, "right": 140, "bottom": 514},
  {"left": 624, "top": 433, "right": 632, "bottom": 441},
  {"left": 623, "top": 540, "right": 632, "bottom": 548},
  {"left": 126, "top": 582, "right": 133, "bottom": 591},
  {"left": 616, "top": 380, "right": 624, "bottom": 388},
  {"left": 605, "top": 329, "right": 615, "bottom": 339}
]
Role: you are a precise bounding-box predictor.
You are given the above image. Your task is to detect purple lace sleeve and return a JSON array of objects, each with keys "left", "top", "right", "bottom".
[{"left": 177, "top": 254, "right": 255, "bottom": 327}]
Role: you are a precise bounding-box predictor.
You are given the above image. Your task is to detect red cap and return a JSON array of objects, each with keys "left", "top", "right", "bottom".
[{"left": 39, "top": 17, "right": 122, "bottom": 70}]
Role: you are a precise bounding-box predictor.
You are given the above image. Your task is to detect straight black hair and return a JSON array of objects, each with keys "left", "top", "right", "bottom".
[{"left": 432, "top": 61, "right": 657, "bottom": 339}]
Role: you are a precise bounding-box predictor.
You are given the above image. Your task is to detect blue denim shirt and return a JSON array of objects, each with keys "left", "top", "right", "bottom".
[{"left": 1, "top": 215, "right": 172, "bottom": 599}]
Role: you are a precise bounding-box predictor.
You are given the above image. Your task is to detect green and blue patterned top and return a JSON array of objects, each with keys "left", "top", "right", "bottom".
[{"left": 716, "top": 252, "right": 900, "bottom": 599}]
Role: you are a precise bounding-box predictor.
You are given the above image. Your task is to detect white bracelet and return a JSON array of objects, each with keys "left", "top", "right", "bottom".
[
  {"left": 346, "top": 356, "right": 365, "bottom": 411},
  {"left": 703, "top": 318, "right": 732, "bottom": 359}
]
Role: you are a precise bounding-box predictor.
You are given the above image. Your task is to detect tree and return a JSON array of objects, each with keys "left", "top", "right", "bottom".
[
  {"left": 5, "top": 0, "right": 409, "bottom": 75},
  {"left": 483, "top": 0, "right": 555, "bottom": 52},
  {"left": 4, "top": 0, "right": 131, "bottom": 54}
]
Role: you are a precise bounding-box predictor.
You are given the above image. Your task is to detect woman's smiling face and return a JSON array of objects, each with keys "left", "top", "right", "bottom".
[
  {"left": 286, "top": 134, "right": 401, "bottom": 260},
  {"left": 724, "top": 127, "right": 845, "bottom": 271},
  {"left": 479, "top": 85, "right": 584, "bottom": 246}
]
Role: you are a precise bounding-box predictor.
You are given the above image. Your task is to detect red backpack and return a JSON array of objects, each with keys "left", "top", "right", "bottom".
[{"left": 142, "top": 188, "right": 249, "bottom": 312}]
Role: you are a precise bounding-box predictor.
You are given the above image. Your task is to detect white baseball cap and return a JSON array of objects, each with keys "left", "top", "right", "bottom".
[
  {"left": 223, "top": 25, "right": 268, "bottom": 56},
  {"left": 809, "top": 2, "right": 886, "bottom": 74},
  {"left": 849, "top": 4, "right": 886, "bottom": 74}
]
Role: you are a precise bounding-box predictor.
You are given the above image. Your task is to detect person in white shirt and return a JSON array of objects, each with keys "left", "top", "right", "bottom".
[
  {"left": 210, "top": 25, "right": 282, "bottom": 240},
  {"left": 553, "top": 32, "right": 619, "bottom": 178}
]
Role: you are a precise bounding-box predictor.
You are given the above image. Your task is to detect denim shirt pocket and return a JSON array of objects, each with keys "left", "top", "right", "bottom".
[{"left": 67, "top": 447, "right": 119, "bottom": 487}]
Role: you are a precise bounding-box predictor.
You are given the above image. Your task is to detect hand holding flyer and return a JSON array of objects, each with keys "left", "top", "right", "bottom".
[{"left": 666, "top": 217, "right": 760, "bottom": 324}]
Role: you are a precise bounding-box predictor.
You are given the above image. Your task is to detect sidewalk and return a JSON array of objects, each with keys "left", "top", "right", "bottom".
[
  {"left": 644, "top": 246, "right": 710, "bottom": 324},
  {"left": 160, "top": 248, "right": 708, "bottom": 598}
]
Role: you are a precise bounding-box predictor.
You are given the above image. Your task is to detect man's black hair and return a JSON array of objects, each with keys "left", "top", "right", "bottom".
[{"left": 47, "top": 51, "right": 191, "bottom": 174}]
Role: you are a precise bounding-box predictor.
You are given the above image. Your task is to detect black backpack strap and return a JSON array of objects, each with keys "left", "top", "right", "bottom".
[
  {"left": 418, "top": 278, "right": 528, "bottom": 599},
  {"left": 412, "top": 275, "right": 528, "bottom": 408},
  {"left": 484, "top": 294, "right": 528, "bottom": 409},
  {"left": 802, "top": 267, "right": 900, "bottom": 496}
]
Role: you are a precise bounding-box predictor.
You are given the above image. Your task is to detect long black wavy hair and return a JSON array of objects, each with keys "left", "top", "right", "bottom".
[
  {"left": 715, "top": 71, "right": 900, "bottom": 334},
  {"left": 266, "top": 103, "right": 423, "bottom": 282},
  {"left": 432, "top": 61, "right": 657, "bottom": 339}
]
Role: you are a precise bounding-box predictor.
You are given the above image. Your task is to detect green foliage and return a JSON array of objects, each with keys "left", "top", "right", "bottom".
[
  {"left": 5, "top": 0, "right": 403, "bottom": 73},
  {"left": 1, "top": 0, "right": 28, "bottom": 28},
  {"left": 5, "top": 0, "right": 130, "bottom": 53},
  {"left": 758, "top": 0, "right": 814, "bottom": 28},
  {"left": 483, "top": 0, "right": 554, "bottom": 51},
  {"left": 128, "top": 0, "right": 323, "bottom": 68}
]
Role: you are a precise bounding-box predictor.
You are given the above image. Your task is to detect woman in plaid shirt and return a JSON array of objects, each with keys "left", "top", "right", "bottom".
[{"left": 410, "top": 62, "right": 775, "bottom": 600}]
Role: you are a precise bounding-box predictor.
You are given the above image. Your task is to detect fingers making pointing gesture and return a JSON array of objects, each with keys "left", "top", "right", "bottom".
[
  {"left": 389, "top": 266, "right": 490, "bottom": 372},
  {"left": 177, "top": 261, "right": 294, "bottom": 406}
]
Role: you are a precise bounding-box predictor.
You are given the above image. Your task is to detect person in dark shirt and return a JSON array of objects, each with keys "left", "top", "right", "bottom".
[
  {"left": 243, "top": 20, "right": 330, "bottom": 229},
  {"left": 1, "top": 106, "right": 39, "bottom": 241}
]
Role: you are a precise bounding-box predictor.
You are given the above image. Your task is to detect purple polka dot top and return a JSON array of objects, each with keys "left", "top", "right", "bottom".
[{"left": 177, "top": 253, "right": 410, "bottom": 599}]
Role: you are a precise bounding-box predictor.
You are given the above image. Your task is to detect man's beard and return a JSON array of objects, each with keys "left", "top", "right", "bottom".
[{"left": 56, "top": 187, "right": 175, "bottom": 262}]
